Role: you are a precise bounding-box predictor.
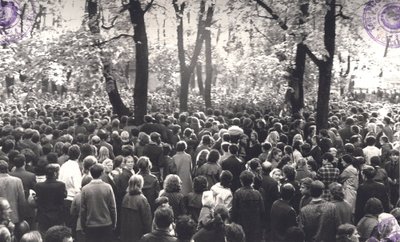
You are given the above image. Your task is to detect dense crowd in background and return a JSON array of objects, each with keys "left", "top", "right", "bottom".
[{"left": 0, "top": 98, "right": 400, "bottom": 242}]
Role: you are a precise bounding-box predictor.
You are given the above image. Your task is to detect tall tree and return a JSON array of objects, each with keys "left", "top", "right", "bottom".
[
  {"left": 203, "top": 3, "right": 214, "bottom": 109},
  {"left": 87, "top": 0, "right": 130, "bottom": 117},
  {"left": 173, "top": 0, "right": 208, "bottom": 112}
]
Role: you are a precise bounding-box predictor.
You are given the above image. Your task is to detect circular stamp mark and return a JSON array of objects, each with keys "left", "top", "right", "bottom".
[
  {"left": 363, "top": 0, "right": 400, "bottom": 48},
  {"left": 0, "top": 0, "right": 38, "bottom": 45}
]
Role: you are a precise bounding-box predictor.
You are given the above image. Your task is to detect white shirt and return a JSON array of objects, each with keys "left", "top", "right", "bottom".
[
  {"left": 363, "top": 146, "right": 380, "bottom": 165},
  {"left": 59, "top": 159, "right": 82, "bottom": 201}
]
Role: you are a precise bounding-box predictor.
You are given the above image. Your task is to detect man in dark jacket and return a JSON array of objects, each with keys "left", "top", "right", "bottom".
[
  {"left": 355, "top": 166, "right": 390, "bottom": 222},
  {"left": 142, "top": 132, "right": 164, "bottom": 179},
  {"left": 220, "top": 144, "right": 245, "bottom": 192},
  {"left": 139, "top": 207, "right": 177, "bottom": 242},
  {"left": 34, "top": 164, "right": 67, "bottom": 234},
  {"left": 270, "top": 183, "right": 297, "bottom": 242}
]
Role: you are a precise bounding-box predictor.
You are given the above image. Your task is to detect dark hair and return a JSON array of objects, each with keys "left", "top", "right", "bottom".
[
  {"left": 336, "top": 224, "right": 357, "bottom": 242},
  {"left": 207, "top": 149, "right": 220, "bottom": 163},
  {"left": 2, "top": 139, "right": 14, "bottom": 153},
  {"left": 220, "top": 170, "right": 233, "bottom": 188},
  {"left": 285, "top": 226, "right": 305, "bottom": 242},
  {"left": 13, "top": 154, "right": 26, "bottom": 168},
  {"left": 154, "top": 207, "right": 174, "bottom": 229},
  {"left": 89, "top": 164, "right": 104, "bottom": 179},
  {"left": 67, "top": 145, "right": 80, "bottom": 160},
  {"left": 225, "top": 223, "right": 245, "bottom": 242},
  {"left": 281, "top": 183, "right": 295, "bottom": 201},
  {"left": 193, "top": 176, "right": 208, "bottom": 193},
  {"left": 321, "top": 152, "right": 334, "bottom": 163},
  {"left": 228, "top": 144, "right": 239, "bottom": 155},
  {"left": 45, "top": 164, "right": 60, "bottom": 179},
  {"left": 176, "top": 141, "right": 187, "bottom": 152},
  {"left": 221, "top": 142, "right": 230, "bottom": 153},
  {"left": 0, "top": 160, "right": 8, "bottom": 173},
  {"left": 390, "top": 149, "right": 400, "bottom": 156},
  {"left": 329, "top": 182, "right": 345, "bottom": 201},
  {"left": 44, "top": 225, "right": 72, "bottom": 242},
  {"left": 282, "top": 165, "right": 296, "bottom": 181},
  {"left": 310, "top": 180, "right": 324, "bottom": 198},
  {"left": 239, "top": 170, "right": 254, "bottom": 187},
  {"left": 175, "top": 215, "right": 196, "bottom": 240},
  {"left": 365, "top": 136, "right": 376, "bottom": 146},
  {"left": 364, "top": 197, "right": 383, "bottom": 215},
  {"left": 370, "top": 156, "right": 381, "bottom": 167},
  {"left": 363, "top": 166, "right": 377, "bottom": 179}
]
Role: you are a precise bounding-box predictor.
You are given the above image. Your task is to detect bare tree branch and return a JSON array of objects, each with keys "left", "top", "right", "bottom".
[
  {"left": 255, "top": 0, "right": 288, "bottom": 30},
  {"left": 335, "top": 4, "right": 351, "bottom": 19},
  {"left": 304, "top": 45, "right": 322, "bottom": 67},
  {"left": 94, "top": 34, "right": 134, "bottom": 46},
  {"left": 101, "top": 15, "right": 119, "bottom": 30},
  {"left": 252, "top": 23, "right": 274, "bottom": 43},
  {"left": 144, "top": 0, "right": 155, "bottom": 13}
]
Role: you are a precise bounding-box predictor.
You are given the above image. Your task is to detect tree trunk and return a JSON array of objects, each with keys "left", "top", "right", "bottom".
[
  {"left": 197, "top": 63, "right": 204, "bottom": 95},
  {"left": 316, "top": 0, "right": 336, "bottom": 132},
  {"left": 87, "top": 0, "right": 129, "bottom": 117},
  {"left": 290, "top": 43, "right": 306, "bottom": 114},
  {"left": 204, "top": 5, "right": 214, "bottom": 109},
  {"left": 174, "top": 0, "right": 206, "bottom": 112},
  {"left": 129, "top": 0, "right": 149, "bottom": 125}
]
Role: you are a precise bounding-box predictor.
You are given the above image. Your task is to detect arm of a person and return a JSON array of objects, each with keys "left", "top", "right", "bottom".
[
  {"left": 109, "top": 189, "right": 117, "bottom": 229},
  {"left": 141, "top": 199, "right": 152, "bottom": 234},
  {"left": 17, "top": 181, "right": 26, "bottom": 220},
  {"left": 80, "top": 191, "right": 87, "bottom": 231}
]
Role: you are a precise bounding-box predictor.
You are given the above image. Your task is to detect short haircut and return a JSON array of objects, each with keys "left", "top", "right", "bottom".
[
  {"left": 13, "top": 154, "right": 26, "bottom": 168},
  {"left": 0, "top": 160, "right": 9, "bottom": 173},
  {"left": 154, "top": 207, "right": 174, "bottom": 229},
  {"left": 239, "top": 170, "right": 254, "bottom": 187},
  {"left": 45, "top": 164, "right": 60, "bottom": 179},
  {"left": 282, "top": 165, "right": 296, "bottom": 181},
  {"left": 310, "top": 180, "right": 324, "bottom": 198},
  {"left": 113, "top": 155, "right": 124, "bottom": 168},
  {"left": 0, "top": 226, "right": 11, "bottom": 242},
  {"left": 67, "top": 145, "right": 80, "bottom": 160},
  {"left": 390, "top": 149, "right": 400, "bottom": 156},
  {"left": 281, "top": 183, "right": 295, "bottom": 201},
  {"left": 225, "top": 223, "right": 245, "bottom": 242},
  {"left": 207, "top": 149, "right": 220, "bottom": 163},
  {"left": 193, "top": 176, "right": 208, "bottom": 193},
  {"left": 176, "top": 141, "right": 187, "bottom": 152},
  {"left": 175, "top": 215, "right": 196, "bottom": 240},
  {"left": 321, "top": 152, "right": 334, "bottom": 163},
  {"left": 328, "top": 182, "right": 344, "bottom": 201},
  {"left": 44, "top": 225, "right": 72, "bottom": 242},
  {"left": 20, "top": 231, "right": 42, "bottom": 242},
  {"left": 366, "top": 136, "right": 376, "bottom": 146},
  {"left": 336, "top": 224, "right": 357, "bottom": 242},
  {"left": 89, "top": 164, "right": 104, "bottom": 179},
  {"left": 364, "top": 197, "right": 383, "bottom": 215},
  {"left": 370, "top": 156, "right": 381, "bottom": 167},
  {"left": 228, "top": 144, "right": 239, "bottom": 155},
  {"left": 220, "top": 170, "right": 233, "bottom": 188},
  {"left": 363, "top": 166, "right": 377, "bottom": 179},
  {"left": 221, "top": 142, "right": 230, "bottom": 153}
]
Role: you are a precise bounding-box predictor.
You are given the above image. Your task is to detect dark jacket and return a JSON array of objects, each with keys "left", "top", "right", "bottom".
[
  {"left": 221, "top": 155, "right": 245, "bottom": 192},
  {"left": 139, "top": 171, "right": 160, "bottom": 213},
  {"left": 34, "top": 178, "right": 67, "bottom": 228},
  {"left": 139, "top": 229, "right": 177, "bottom": 242},
  {"left": 121, "top": 192, "right": 152, "bottom": 242},
  {"left": 231, "top": 186, "right": 265, "bottom": 242},
  {"left": 143, "top": 143, "right": 164, "bottom": 172},
  {"left": 260, "top": 173, "right": 280, "bottom": 230},
  {"left": 270, "top": 200, "right": 297, "bottom": 242}
]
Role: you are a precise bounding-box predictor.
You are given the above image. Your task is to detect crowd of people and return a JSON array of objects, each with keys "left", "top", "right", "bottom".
[{"left": 0, "top": 100, "right": 399, "bottom": 242}]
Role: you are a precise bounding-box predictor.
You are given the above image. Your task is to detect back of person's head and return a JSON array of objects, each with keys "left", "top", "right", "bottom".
[
  {"left": 336, "top": 223, "right": 357, "bottom": 242},
  {"left": 83, "top": 156, "right": 97, "bottom": 172},
  {"left": 285, "top": 226, "right": 305, "bottom": 242},
  {"left": 239, "top": 170, "right": 254, "bottom": 187},
  {"left": 310, "top": 180, "right": 324, "bottom": 198},
  {"left": 370, "top": 156, "right": 381, "bottom": 167},
  {"left": 175, "top": 215, "right": 196, "bottom": 240},
  {"left": 2, "top": 139, "right": 14, "bottom": 153},
  {"left": 0, "top": 225, "right": 11, "bottom": 242},
  {"left": 44, "top": 225, "right": 72, "bottom": 242},
  {"left": 13, "top": 154, "right": 26, "bottom": 168},
  {"left": 14, "top": 220, "right": 30, "bottom": 242},
  {"left": 207, "top": 149, "right": 220, "bottom": 163},
  {"left": 0, "top": 161, "right": 8, "bottom": 174},
  {"left": 128, "top": 174, "right": 144, "bottom": 195},
  {"left": 45, "top": 164, "right": 60, "bottom": 179},
  {"left": 363, "top": 166, "right": 377, "bottom": 180},
  {"left": 344, "top": 143, "right": 355, "bottom": 154},
  {"left": 193, "top": 176, "right": 208, "bottom": 194},
  {"left": 221, "top": 142, "right": 230, "bottom": 153},
  {"left": 364, "top": 197, "right": 383, "bottom": 216},
  {"left": 281, "top": 183, "right": 295, "bottom": 201},
  {"left": 89, "top": 164, "right": 104, "bottom": 179},
  {"left": 329, "top": 182, "right": 345, "bottom": 201},
  {"left": 67, "top": 145, "right": 80, "bottom": 160},
  {"left": 137, "top": 156, "right": 152, "bottom": 172},
  {"left": 228, "top": 144, "right": 239, "bottom": 155},
  {"left": 20, "top": 230, "right": 42, "bottom": 242},
  {"left": 365, "top": 136, "right": 376, "bottom": 146},
  {"left": 176, "top": 141, "right": 187, "bottom": 152},
  {"left": 154, "top": 207, "right": 174, "bottom": 229},
  {"left": 220, "top": 170, "right": 233, "bottom": 188},
  {"left": 321, "top": 152, "right": 334, "bottom": 163},
  {"left": 225, "top": 223, "right": 245, "bottom": 242},
  {"left": 282, "top": 165, "right": 296, "bottom": 181}
]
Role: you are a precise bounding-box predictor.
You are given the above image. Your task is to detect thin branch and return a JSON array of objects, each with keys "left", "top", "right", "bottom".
[
  {"left": 255, "top": 0, "right": 288, "bottom": 30},
  {"left": 253, "top": 23, "right": 274, "bottom": 43},
  {"left": 94, "top": 34, "right": 134, "bottom": 46},
  {"left": 257, "top": 13, "right": 275, "bottom": 20},
  {"left": 335, "top": 4, "right": 351, "bottom": 19},
  {"left": 304, "top": 45, "right": 322, "bottom": 67},
  {"left": 144, "top": 0, "right": 155, "bottom": 13},
  {"left": 102, "top": 15, "right": 119, "bottom": 30}
]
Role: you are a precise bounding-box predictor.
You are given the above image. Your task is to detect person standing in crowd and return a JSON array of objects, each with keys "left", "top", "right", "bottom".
[
  {"left": 195, "top": 149, "right": 222, "bottom": 189},
  {"left": 362, "top": 136, "right": 380, "bottom": 165},
  {"left": 211, "top": 170, "right": 233, "bottom": 211},
  {"left": 137, "top": 156, "right": 160, "bottom": 214},
  {"left": 231, "top": 171, "right": 264, "bottom": 242},
  {"left": 120, "top": 175, "right": 152, "bottom": 242},
  {"left": 139, "top": 207, "right": 177, "bottom": 242},
  {"left": 316, "top": 152, "right": 340, "bottom": 201},
  {"left": 329, "top": 182, "right": 352, "bottom": 225},
  {"left": 80, "top": 164, "right": 117, "bottom": 242},
  {"left": 355, "top": 166, "right": 389, "bottom": 223},
  {"left": 0, "top": 160, "right": 25, "bottom": 226},
  {"left": 385, "top": 149, "right": 400, "bottom": 206},
  {"left": 172, "top": 141, "right": 193, "bottom": 196},
  {"left": 220, "top": 144, "right": 245, "bottom": 193},
  {"left": 34, "top": 164, "right": 67, "bottom": 235},
  {"left": 299, "top": 180, "right": 340, "bottom": 242},
  {"left": 44, "top": 225, "right": 73, "bottom": 242},
  {"left": 339, "top": 154, "right": 359, "bottom": 213},
  {"left": 159, "top": 174, "right": 186, "bottom": 218},
  {"left": 59, "top": 145, "right": 82, "bottom": 230},
  {"left": 270, "top": 183, "right": 297, "bottom": 242},
  {"left": 336, "top": 224, "right": 360, "bottom": 242},
  {"left": 142, "top": 132, "right": 164, "bottom": 180},
  {"left": 357, "top": 197, "right": 383, "bottom": 242}
]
